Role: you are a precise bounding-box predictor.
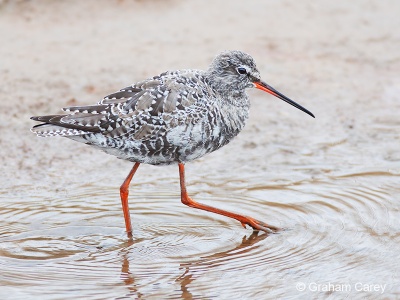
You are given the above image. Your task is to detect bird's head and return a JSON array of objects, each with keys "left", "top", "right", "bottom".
[{"left": 207, "top": 50, "right": 314, "bottom": 118}]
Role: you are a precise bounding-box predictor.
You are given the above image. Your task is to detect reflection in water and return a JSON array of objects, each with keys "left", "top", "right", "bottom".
[
  {"left": 118, "top": 231, "right": 270, "bottom": 299},
  {"left": 0, "top": 172, "right": 399, "bottom": 299},
  {"left": 119, "top": 239, "right": 143, "bottom": 300},
  {"left": 176, "top": 267, "right": 194, "bottom": 300},
  {"left": 175, "top": 232, "right": 268, "bottom": 300}
]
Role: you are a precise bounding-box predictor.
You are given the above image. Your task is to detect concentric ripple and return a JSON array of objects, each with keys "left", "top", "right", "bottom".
[{"left": 1, "top": 168, "right": 399, "bottom": 299}]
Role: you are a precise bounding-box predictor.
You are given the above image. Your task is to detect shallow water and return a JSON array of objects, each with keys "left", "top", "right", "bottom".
[{"left": 1, "top": 166, "right": 399, "bottom": 299}]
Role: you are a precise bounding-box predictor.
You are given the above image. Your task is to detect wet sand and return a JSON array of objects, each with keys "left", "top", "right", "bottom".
[{"left": 1, "top": 0, "right": 399, "bottom": 299}]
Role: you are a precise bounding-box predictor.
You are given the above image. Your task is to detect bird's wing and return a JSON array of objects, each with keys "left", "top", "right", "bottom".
[
  {"left": 98, "top": 71, "right": 211, "bottom": 140},
  {"left": 31, "top": 70, "right": 211, "bottom": 139}
]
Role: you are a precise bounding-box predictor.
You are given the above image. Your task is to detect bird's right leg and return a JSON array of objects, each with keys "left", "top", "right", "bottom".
[
  {"left": 178, "top": 163, "right": 279, "bottom": 233},
  {"left": 120, "top": 162, "right": 140, "bottom": 239}
]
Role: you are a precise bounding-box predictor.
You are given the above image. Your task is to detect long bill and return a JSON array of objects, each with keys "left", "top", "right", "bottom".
[{"left": 254, "top": 81, "right": 315, "bottom": 118}]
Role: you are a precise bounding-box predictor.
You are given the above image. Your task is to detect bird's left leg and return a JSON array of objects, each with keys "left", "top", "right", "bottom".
[
  {"left": 178, "top": 163, "right": 279, "bottom": 233},
  {"left": 120, "top": 162, "right": 140, "bottom": 239}
]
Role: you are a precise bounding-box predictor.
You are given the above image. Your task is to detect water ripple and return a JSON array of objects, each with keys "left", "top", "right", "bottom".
[{"left": 0, "top": 170, "right": 399, "bottom": 299}]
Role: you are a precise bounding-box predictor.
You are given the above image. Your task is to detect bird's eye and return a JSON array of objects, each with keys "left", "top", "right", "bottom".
[{"left": 237, "top": 67, "right": 247, "bottom": 75}]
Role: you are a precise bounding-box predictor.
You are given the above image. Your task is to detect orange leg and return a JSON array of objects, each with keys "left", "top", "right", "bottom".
[
  {"left": 120, "top": 162, "right": 140, "bottom": 238},
  {"left": 178, "top": 163, "right": 279, "bottom": 233}
]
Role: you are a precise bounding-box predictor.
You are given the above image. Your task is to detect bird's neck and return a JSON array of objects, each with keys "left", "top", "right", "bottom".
[
  {"left": 204, "top": 72, "right": 248, "bottom": 105},
  {"left": 227, "top": 90, "right": 249, "bottom": 107}
]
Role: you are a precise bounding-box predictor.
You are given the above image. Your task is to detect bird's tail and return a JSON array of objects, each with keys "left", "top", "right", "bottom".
[{"left": 30, "top": 114, "right": 94, "bottom": 137}]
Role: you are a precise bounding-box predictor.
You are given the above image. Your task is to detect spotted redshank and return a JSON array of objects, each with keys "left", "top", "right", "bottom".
[{"left": 31, "top": 50, "right": 314, "bottom": 238}]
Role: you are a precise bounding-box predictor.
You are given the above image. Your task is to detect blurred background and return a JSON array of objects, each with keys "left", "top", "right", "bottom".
[{"left": 0, "top": 1, "right": 399, "bottom": 299}]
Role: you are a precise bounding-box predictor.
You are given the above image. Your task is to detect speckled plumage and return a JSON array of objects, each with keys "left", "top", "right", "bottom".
[
  {"left": 31, "top": 50, "right": 314, "bottom": 237},
  {"left": 31, "top": 51, "right": 260, "bottom": 165}
]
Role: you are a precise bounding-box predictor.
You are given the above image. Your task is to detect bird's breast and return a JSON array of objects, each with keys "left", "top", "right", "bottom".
[{"left": 174, "top": 97, "right": 250, "bottom": 162}]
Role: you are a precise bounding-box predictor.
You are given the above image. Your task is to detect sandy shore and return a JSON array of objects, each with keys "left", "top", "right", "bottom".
[{"left": 1, "top": 0, "right": 399, "bottom": 188}]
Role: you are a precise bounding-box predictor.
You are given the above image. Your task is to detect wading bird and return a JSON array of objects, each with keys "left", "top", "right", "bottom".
[{"left": 31, "top": 51, "right": 314, "bottom": 238}]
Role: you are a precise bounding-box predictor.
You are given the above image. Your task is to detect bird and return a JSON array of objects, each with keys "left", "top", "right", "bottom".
[{"left": 31, "top": 50, "right": 314, "bottom": 238}]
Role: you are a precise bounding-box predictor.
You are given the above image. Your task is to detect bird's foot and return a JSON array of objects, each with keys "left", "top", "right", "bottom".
[
  {"left": 126, "top": 230, "right": 133, "bottom": 240},
  {"left": 240, "top": 217, "right": 280, "bottom": 234}
]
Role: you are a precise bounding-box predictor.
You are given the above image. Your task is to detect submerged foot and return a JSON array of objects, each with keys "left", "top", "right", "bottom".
[{"left": 241, "top": 217, "right": 280, "bottom": 234}]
